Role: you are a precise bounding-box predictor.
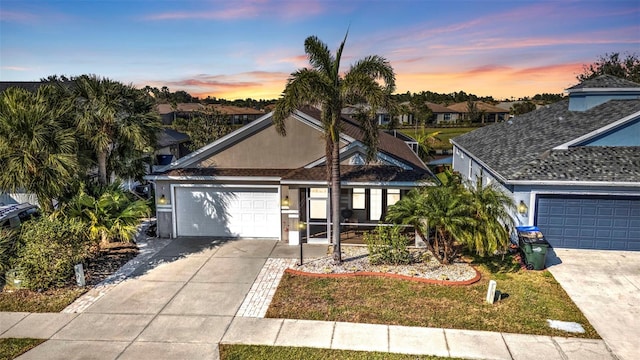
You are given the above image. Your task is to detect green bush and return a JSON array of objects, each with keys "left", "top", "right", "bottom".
[
  {"left": 364, "top": 226, "right": 412, "bottom": 265},
  {"left": 0, "top": 228, "right": 19, "bottom": 283},
  {"left": 13, "top": 217, "right": 93, "bottom": 290}
]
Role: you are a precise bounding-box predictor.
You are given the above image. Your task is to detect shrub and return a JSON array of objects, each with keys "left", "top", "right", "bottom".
[
  {"left": 364, "top": 226, "right": 412, "bottom": 265},
  {"left": 0, "top": 228, "right": 19, "bottom": 283},
  {"left": 13, "top": 217, "right": 94, "bottom": 290}
]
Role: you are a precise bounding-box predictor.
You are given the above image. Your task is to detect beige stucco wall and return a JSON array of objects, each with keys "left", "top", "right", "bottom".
[{"left": 198, "top": 116, "right": 329, "bottom": 169}]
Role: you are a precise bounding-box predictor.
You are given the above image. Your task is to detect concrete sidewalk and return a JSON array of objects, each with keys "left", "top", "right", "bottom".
[{"left": 0, "top": 238, "right": 618, "bottom": 360}]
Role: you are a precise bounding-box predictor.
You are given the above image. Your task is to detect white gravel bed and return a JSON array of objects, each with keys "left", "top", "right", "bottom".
[{"left": 293, "top": 245, "right": 477, "bottom": 282}]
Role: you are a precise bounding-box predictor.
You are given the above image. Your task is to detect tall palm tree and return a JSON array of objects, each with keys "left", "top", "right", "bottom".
[
  {"left": 0, "top": 86, "right": 79, "bottom": 212},
  {"left": 72, "top": 75, "right": 159, "bottom": 184},
  {"left": 272, "top": 33, "right": 395, "bottom": 263}
]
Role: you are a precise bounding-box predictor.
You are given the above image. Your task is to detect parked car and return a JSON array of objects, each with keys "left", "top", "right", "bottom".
[{"left": 0, "top": 203, "right": 39, "bottom": 229}]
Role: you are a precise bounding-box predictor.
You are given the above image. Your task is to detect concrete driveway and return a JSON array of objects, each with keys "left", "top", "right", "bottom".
[{"left": 547, "top": 248, "right": 640, "bottom": 360}]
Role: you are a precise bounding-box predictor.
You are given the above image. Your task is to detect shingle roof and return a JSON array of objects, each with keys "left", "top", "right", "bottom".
[
  {"left": 451, "top": 98, "right": 640, "bottom": 182},
  {"left": 425, "top": 102, "right": 455, "bottom": 113},
  {"left": 567, "top": 75, "right": 640, "bottom": 90},
  {"left": 0, "top": 81, "right": 45, "bottom": 93},
  {"left": 298, "top": 106, "right": 426, "bottom": 170},
  {"left": 446, "top": 101, "right": 509, "bottom": 114},
  {"left": 157, "top": 128, "right": 190, "bottom": 148},
  {"left": 283, "top": 165, "right": 433, "bottom": 183},
  {"left": 156, "top": 103, "right": 205, "bottom": 115},
  {"left": 160, "top": 166, "right": 433, "bottom": 184},
  {"left": 512, "top": 147, "right": 640, "bottom": 182}
]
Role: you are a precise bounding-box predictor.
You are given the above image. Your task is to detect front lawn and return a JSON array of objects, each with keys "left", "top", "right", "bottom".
[
  {"left": 266, "top": 255, "right": 599, "bottom": 339},
  {"left": 219, "top": 344, "right": 462, "bottom": 360},
  {"left": 0, "top": 338, "right": 44, "bottom": 360}
]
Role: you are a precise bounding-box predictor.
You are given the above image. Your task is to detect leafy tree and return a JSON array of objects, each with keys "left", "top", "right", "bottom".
[
  {"left": 171, "top": 109, "right": 233, "bottom": 151},
  {"left": 409, "top": 92, "right": 433, "bottom": 130},
  {"left": 0, "top": 86, "right": 79, "bottom": 212},
  {"left": 272, "top": 33, "right": 395, "bottom": 263},
  {"left": 578, "top": 52, "right": 640, "bottom": 83},
  {"left": 532, "top": 93, "right": 565, "bottom": 103},
  {"left": 510, "top": 101, "right": 536, "bottom": 116},
  {"left": 72, "top": 75, "right": 160, "bottom": 184}
]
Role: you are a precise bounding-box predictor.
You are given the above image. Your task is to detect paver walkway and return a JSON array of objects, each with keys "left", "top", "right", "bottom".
[{"left": 0, "top": 238, "right": 620, "bottom": 360}]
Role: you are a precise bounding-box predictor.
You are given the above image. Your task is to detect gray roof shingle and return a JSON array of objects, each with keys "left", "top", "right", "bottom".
[
  {"left": 451, "top": 98, "right": 640, "bottom": 183},
  {"left": 567, "top": 75, "right": 640, "bottom": 90}
]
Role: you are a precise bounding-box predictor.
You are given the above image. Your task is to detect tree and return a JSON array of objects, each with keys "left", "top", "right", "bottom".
[
  {"left": 409, "top": 92, "right": 433, "bottom": 130},
  {"left": 510, "top": 101, "right": 536, "bottom": 116},
  {"left": 72, "top": 75, "right": 160, "bottom": 184},
  {"left": 171, "top": 109, "right": 232, "bottom": 151},
  {"left": 465, "top": 176, "right": 515, "bottom": 256},
  {"left": 0, "top": 86, "right": 79, "bottom": 212},
  {"left": 55, "top": 181, "right": 150, "bottom": 247},
  {"left": 272, "top": 33, "right": 395, "bottom": 263},
  {"left": 578, "top": 52, "right": 640, "bottom": 83}
]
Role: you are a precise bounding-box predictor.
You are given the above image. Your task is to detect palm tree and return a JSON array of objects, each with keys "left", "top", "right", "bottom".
[
  {"left": 72, "top": 75, "right": 159, "bottom": 184},
  {"left": 56, "top": 181, "right": 150, "bottom": 246},
  {"left": 465, "top": 176, "right": 515, "bottom": 256},
  {"left": 0, "top": 86, "right": 79, "bottom": 212},
  {"left": 272, "top": 33, "right": 395, "bottom": 263}
]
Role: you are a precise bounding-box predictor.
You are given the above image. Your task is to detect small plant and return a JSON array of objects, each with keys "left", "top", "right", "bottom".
[
  {"left": 0, "top": 228, "right": 19, "bottom": 284},
  {"left": 364, "top": 226, "right": 412, "bottom": 265},
  {"left": 12, "top": 217, "right": 94, "bottom": 290}
]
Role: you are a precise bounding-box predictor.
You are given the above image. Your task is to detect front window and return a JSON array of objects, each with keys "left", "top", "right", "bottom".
[
  {"left": 352, "top": 188, "right": 365, "bottom": 209},
  {"left": 370, "top": 189, "right": 383, "bottom": 221},
  {"left": 387, "top": 189, "right": 400, "bottom": 206},
  {"left": 309, "top": 188, "right": 328, "bottom": 219}
]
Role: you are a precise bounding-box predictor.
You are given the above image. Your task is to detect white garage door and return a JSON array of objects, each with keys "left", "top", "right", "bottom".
[{"left": 175, "top": 187, "right": 280, "bottom": 238}]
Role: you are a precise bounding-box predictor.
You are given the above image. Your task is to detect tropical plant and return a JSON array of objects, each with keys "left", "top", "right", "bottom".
[
  {"left": 0, "top": 86, "right": 79, "bottom": 212},
  {"left": 71, "top": 74, "right": 160, "bottom": 184},
  {"left": 272, "top": 33, "right": 395, "bottom": 263},
  {"left": 364, "top": 225, "right": 412, "bottom": 265},
  {"left": 465, "top": 176, "right": 515, "bottom": 256},
  {"left": 415, "top": 130, "right": 441, "bottom": 162},
  {"left": 0, "top": 228, "right": 19, "bottom": 282},
  {"left": 55, "top": 182, "right": 150, "bottom": 246}
]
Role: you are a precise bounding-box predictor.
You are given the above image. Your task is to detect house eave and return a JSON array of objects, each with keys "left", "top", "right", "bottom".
[
  {"left": 279, "top": 180, "right": 431, "bottom": 187},
  {"left": 505, "top": 179, "right": 640, "bottom": 187},
  {"left": 450, "top": 140, "right": 512, "bottom": 185},
  {"left": 144, "top": 175, "right": 282, "bottom": 182},
  {"left": 553, "top": 110, "right": 640, "bottom": 149},
  {"left": 567, "top": 87, "right": 640, "bottom": 94}
]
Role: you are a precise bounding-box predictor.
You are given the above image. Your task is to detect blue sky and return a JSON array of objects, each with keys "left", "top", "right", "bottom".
[{"left": 1, "top": 0, "right": 639, "bottom": 100}]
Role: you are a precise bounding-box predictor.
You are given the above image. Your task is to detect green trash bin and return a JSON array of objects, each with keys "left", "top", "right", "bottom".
[{"left": 516, "top": 226, "right": 550, "bottom": 270}]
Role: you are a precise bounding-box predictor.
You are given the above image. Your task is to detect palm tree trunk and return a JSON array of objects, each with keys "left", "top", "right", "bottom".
[
  {"left": 98, "top": 151, "right": 108, "bottom": 184},
  {"left": 331, "top": 138, "right": 342, "bottom": 264}
]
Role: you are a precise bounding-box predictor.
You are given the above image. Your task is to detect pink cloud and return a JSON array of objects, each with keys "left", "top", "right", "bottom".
[
  {"left": 1, "top": 66, "right": 31, "bottom": 71},
  {"left": 0, "top": 10, "right": 39, "bottom": 22},
  {"left": 144, "top": 0, "right": 325, "bottom": 21}
]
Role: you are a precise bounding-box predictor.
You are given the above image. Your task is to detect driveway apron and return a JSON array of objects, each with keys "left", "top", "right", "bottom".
[
  {"left": 15, "top": 238, "right": 277, "bottom": 360},
  {"left": 547, "top": 249, "right": 640, "bottom": 360}
]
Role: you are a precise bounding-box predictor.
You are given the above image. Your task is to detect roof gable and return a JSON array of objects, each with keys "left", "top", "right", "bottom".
[{"left": 159, "top": 107, "right": 426, "bottom": 172}]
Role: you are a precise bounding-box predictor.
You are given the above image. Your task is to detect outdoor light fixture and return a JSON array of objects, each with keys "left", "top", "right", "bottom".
[
  {"left": 517, "top": 200, "right": 528, "bottom": 215},
  {"left": 158, "top": 194, "right": 168, "bottom": 205},
  {"left": 282, "top": 196, "right": 290, "bottom": 207},
  {"left": 298, "top": 221, "right": 306, "bottom": 230}
]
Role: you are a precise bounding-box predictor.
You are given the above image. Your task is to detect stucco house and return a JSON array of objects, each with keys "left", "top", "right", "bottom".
[
  {"left": 447, "top": 101, "right": 509, "bottom": 123},
  {"left": 451, "top": 75, "right": 640, "bottom": 250},
  {"left": 145, "top": 106, "right": 435, "bottom": 244}
]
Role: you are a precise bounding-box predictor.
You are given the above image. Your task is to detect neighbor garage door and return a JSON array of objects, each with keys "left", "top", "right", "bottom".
[
  {"left": 174, "top": 187, "right": 280, "bottom": 238},
  {"left": 535, "top": 195, "right": 640, "bottom": 250}
]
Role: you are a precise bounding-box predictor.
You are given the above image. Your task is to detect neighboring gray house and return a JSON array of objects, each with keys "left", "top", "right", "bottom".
[{"left": 451, "top": 75, "right": 640, "bottom": 251}]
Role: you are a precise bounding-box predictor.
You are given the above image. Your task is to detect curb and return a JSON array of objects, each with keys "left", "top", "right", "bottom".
[{"left": 284, "top": 266, "right": 482, "bottom": 286}]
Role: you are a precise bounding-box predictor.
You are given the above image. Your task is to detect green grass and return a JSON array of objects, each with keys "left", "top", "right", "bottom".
[
  {"left": 399, "top": 127, "right": 477, "bottom": 150},
  {"left": 266, "top": 254, "right": 599, "bottom": 339},
  {"left": 0, "top": 287, "right": 86, "bottom": 312},
  {"left": 219, "top": 344, "right": 463, "bottom": 360},
  {"left": 0, "top": 338, "right": 44, "bottom": 360}
]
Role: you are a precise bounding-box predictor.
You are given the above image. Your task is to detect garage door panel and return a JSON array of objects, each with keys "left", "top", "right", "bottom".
[
  {"left": 175, "top": 187, "right": 280, "bottom": 238},
  {"left": 535, "top": 196, "right": 640, "bottom": 250}
]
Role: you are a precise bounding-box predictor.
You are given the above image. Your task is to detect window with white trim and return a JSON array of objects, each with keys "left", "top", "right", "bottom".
[
  {"left": 370, "top": 189, "right": 383, "bottom": 221},
  {"left": 387, "top": 189, "right": 400, "bottom": 206}
]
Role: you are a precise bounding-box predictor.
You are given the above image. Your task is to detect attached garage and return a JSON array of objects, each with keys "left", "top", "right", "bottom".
[
  {"left": 174, "top": 186, "right": 280, "bottom": 238},
  {"left": 535, "top": 195, "right": 640, "bottom": 250}
]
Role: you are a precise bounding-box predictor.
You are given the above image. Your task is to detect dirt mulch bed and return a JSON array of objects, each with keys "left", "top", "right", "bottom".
[{"left": 83, "top": 242, "right": 139, "bottom": 286}]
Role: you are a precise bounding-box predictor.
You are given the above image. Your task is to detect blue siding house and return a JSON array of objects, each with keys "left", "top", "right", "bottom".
[{"left": 451, "top": 75, "right": 640, "bottom": 251}]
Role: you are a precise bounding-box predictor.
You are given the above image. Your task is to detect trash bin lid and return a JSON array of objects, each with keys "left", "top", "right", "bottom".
[{"left": 516, "top": 225, "right": 540, "bottom": 232}]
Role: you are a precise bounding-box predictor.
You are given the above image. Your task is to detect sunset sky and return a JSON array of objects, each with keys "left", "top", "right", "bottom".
[{"left": 1, "top": 0, "right": 639, "bottom": 100}]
